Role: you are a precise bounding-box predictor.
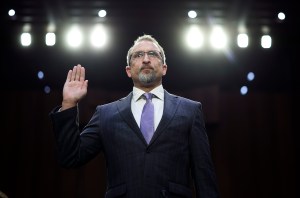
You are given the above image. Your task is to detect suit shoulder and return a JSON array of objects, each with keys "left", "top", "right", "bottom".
[
  {"left": 95, "top": 94, "right": 130, "bottom": 109},
  {"left": 169, "top": 93, "right": 202, "bottom": 106}
]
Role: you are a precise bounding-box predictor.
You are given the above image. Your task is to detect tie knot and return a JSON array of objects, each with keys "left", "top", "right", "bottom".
[{"left": 144, "top": 93, "right": 153, "bottom": 101}]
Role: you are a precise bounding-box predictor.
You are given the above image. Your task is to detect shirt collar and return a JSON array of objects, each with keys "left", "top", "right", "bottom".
[{"left": 132, "top": 85, "right": 164, "bottom": 102}]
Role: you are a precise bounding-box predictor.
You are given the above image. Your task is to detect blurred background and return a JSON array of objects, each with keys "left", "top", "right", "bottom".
[{"left": 1, "top": 0, "right": 298, "bottom": 197}]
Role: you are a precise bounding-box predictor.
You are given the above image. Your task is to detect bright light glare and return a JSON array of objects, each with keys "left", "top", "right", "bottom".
[
  {"left": 37, "top": 71, "right": 44, "bottom": 79},
  {"left": 8, "top": 9, "right": 15, "bottom": 16},
  {"left": 210, "top": 26, "right": 228, "bottom": 49},
  {"left": 247, "top": 72, "right": 255, "bottom": 81},
  {"left": 90, "top": 25, "right": 107, "bottom": 48},
  {"left": 185, "top": 26, "right": 204, "bottom": 49},
  {"left": 240, "top": 86, "right": 248, "bottom": 95},
  {"left": 261, "top": 35, "right": 272, "bottom": 48},
  {"left": 98, "top": 10, "right": 107, "bottom": 17},
  {"left": 188, "top": 10, "right": 197, "bottom": 18},
  {"left": 45, "top": 33, "right": 56, "bottom": 46},
  {"left": 66, "top": 26, "right": 83, "bottom": 48},
  {"left": 21, "top": 33, "right": 31, "bottom": 46},
  {"left": 237, "top": 33, "right": 248, "bottom": 48},
  {"left": 278, "top": 12, "right": 285, "bottom": 20}
]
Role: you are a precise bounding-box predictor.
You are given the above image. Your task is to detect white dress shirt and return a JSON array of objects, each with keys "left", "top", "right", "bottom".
[{"left": 131, "top": 85, "right": 164, "bottom": 131}]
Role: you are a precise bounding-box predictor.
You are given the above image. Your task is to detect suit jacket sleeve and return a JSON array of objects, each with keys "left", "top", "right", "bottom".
[
  {"left": 190, "top": 102, "right": 219, "bottom": 198},
  {"left": 49, "top": 105, "right": 102, "bottom": 168}
]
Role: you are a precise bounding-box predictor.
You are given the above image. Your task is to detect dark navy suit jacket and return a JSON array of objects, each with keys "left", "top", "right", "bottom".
[{"left": 50, "top": 90, "right": 219, "bottom": 198}]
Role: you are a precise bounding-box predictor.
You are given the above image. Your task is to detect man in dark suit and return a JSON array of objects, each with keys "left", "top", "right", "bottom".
[{"left": 50, "top": 34, "right": 220, "bottom": 198}]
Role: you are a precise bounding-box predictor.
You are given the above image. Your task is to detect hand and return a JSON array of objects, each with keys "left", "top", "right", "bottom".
[{"left": 61, "top": 64, "right": 88, "bottom": 111}]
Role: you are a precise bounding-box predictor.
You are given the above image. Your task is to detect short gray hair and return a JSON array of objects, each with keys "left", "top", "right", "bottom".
[{"left": 126, "top": 34, "right": 166, "bottom": 65}]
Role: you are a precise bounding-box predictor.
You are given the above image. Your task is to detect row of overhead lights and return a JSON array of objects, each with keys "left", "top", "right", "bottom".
[
  {"left": 18, "top": 25, "right": 273, "bottom": 49},
  {"left": 8, "top": 8, "right": 286, "bottom": 50}
]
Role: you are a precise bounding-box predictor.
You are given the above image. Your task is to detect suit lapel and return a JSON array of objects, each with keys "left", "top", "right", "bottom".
[
  {"left": 116, "top": 92, "right": 148, "bottom": 144},
  {"left": 149, "top": 90, "right": 180, "bottom": 145}
]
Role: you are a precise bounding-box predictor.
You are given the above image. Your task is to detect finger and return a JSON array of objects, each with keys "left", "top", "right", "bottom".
[
  {"left": 79, "top": 66, "right": 85, "bottom": 82},
  {"left": 75, "top": 64, "right": 82, "bottom": 81},
  {"left": 82, "top": 80, "right": 88, "bottom": 89},
  {"left": 71, "top": 65, "right": 77, "bottom": 81},
  {"left": 66, "top": 70, "right": 72, "bottom": 82}
]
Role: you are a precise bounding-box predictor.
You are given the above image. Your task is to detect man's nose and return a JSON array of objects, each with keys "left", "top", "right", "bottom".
[{"left": 142, "top": 53, "right": 150, "bottom": 62}]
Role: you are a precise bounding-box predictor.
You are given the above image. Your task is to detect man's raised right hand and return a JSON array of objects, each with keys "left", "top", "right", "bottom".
[{"left": 61, "top": 64, "right": 88, "bottom": 111}]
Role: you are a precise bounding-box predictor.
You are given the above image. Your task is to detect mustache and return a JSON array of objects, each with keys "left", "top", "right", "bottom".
[{"left": 140, "top": 64, "right": 154, "bottom": 70}]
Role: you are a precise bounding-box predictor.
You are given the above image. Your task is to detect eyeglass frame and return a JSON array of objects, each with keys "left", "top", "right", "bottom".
[{"left": 129, "top": 50, "right": 163, "bottom": 63}]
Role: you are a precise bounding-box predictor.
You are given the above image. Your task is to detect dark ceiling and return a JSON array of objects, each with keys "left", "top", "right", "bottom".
[{"left": 2, "top": 0, "right": 297, "bottom": 93}]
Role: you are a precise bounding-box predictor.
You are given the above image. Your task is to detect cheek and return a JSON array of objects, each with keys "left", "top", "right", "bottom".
[
  {"left": 127, "top": 66, "right": 141, "bottom": 77},
  {"left": 131, "top": 66, "right": 140, "bottom": 74}
]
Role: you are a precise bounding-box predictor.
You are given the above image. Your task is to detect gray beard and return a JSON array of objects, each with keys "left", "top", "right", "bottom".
[{"left": 138, "top": 71, "right": 156, "bottom": 85}]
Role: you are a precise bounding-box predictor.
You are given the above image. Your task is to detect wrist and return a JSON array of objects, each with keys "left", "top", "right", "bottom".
[{"left": 61, "top": 101, "right": 77, "bottom": 111}]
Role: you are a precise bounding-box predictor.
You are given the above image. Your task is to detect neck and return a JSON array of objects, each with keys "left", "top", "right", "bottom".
[{"left": 135, "top": 84, "right": 161, "bottom": 93}]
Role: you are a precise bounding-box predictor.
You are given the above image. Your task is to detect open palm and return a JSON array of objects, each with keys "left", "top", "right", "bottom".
[{"left": 62, "top": 64, "right": 88, "bottom": 110}]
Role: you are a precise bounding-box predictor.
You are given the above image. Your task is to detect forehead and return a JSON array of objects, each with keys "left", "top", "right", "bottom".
[{"left": 132, "top": 40, "right": 160, "bottom": 52}]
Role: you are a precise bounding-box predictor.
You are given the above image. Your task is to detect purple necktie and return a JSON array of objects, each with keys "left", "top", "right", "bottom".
[{"left": 140, "top": 93, "right": 154, "bottom": 144}]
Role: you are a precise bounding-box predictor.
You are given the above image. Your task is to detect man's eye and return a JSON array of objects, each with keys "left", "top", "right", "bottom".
[
  {"left": 132, "top": 52, "right": 142, "bottom": 58},
  {"left": 148, "top": 51, "right": 157, "bottom": 57},
  {"left": 137, "top": 52, "right": 144, "bottom": 57},
  {"left": 148, "top": 51, "right": 154, "bottom": 56},
  {"left": 133, "top": 52, "right": 143, "bottom": 58}
]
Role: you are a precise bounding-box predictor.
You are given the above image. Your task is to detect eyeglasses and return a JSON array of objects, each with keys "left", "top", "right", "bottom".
[{"left": 130, "top": 50, "right": 162, "bottom": 61}]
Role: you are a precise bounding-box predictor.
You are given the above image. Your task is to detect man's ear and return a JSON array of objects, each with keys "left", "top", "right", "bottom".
[
  {"left": 125, "top": 66, "right": 132, "bottom": 77},
  {"left": 162, "top": 64, "right": 167, "bottom": 76}
]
